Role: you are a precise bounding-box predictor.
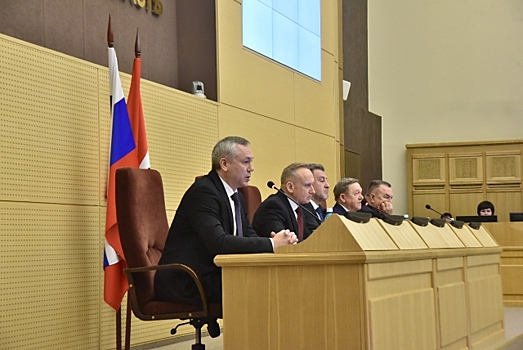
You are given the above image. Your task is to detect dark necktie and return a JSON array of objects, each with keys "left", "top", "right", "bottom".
[
  {"left": 296, "top": 207, "right": 304, "bottom": 241},
  {"left": 315, "top": 206, "right": 324, "bottom": 221},
  {"left": 230, "top": 193, "right": 243, "bottom": 237}
]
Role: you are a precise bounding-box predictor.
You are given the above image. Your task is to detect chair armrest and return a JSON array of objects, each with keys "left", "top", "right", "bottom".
[{"left": 124, "top": 263, "right": 210, "bottom": 315}]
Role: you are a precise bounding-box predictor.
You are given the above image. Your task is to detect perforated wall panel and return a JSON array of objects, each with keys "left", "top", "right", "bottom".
[
  {"left": 1, "top": 34, "right": 218, "bottom": 349},
  {"left": 0, "top": 36, "right": 100, "bottom": 205},
  {"left": 0, "top": 203, "right": 100, "bottom": 349}
]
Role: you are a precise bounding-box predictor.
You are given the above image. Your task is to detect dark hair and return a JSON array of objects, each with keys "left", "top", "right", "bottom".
[
  {"left": 365, "top": 180, "right": 392, "bottom": 196},
  {"left": 477, "top": 201, "right": 495, "bottom": 215},
  {"left": 440, "top": 212, "right": 453, "bottom": 219},
  {"left": 307, "top": 163, "right": 325, "bottom": 172}
]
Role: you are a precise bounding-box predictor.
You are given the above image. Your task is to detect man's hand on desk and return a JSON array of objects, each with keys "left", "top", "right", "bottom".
[{"left": 271, "top": 229, "right": 298, "bottom": 249}]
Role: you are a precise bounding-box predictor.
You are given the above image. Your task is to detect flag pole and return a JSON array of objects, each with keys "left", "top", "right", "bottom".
[
  {"left": 107, "top": 14, "right": 122, "bottom": 350},
  {"left": 123, "top": 29, "right": 141, "bottom": 350}
]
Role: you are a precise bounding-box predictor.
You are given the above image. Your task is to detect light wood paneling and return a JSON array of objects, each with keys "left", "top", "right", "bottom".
[
  {"left": 412, "top": 190, "right": 446, "bottom": 218},
  {"left": 449, "top": 153, "right": 483, "bottom": 185},
  {"left": 377, "top": 220, "right": 429, "bottom": 249},
  {"left": 217, "top": 104, "right": 296, "bottom": 200},
  {"left": 483, "top": 222, "right": 523, "bottom": 306},
  {"left": 486, "top": 151, "right": 521, "bottom": 185},
  {"left": 406, "top": 141, "right": 523, "bottom": 220},
  {"left": 294, "top": 50, "right": 336, "bottom": 137},
  {"left": 413, "top": 154, "right": 446, "bottom": 186},
  {"left": 216, "top": 214, "right": 506, "bottom": 350}
]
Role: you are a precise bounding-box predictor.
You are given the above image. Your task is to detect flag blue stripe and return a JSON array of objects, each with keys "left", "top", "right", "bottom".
[
  {"left": 103, "top": 250, "right": 109, "bottom": 269},
  {"left": 110, "top": 98, "right": 136, "bottom": 165}
]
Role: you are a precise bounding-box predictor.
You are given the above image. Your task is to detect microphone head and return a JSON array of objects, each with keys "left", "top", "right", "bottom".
[
  {"left": 425, "top": 204, "right": 431, "bottom": 210},
  {"left": 267, "top": 181, "right": 275, "bottom": 189}
]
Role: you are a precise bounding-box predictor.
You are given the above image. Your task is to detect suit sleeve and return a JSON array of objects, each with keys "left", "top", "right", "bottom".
[
  {"left": 252, "top": 199, "right": 289, "bottom": 237},
  {"left": 186, "top": 184, "right": 272, "bottom": 255}
]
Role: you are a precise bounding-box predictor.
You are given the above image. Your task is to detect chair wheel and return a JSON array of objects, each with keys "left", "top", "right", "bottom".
[{"left": 207, "top": 319, "right": 220, "bottom": 338}]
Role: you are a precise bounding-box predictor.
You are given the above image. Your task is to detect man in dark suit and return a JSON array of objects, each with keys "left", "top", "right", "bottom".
[
  {"left": 252, "top": 163, "right": 317, "bottom": 241},
  {"left": 155, "top": 136, "right": 297, "bottom": 306},
  {"left": 332, "top": 177, "right": 364, "bottom": 215},
  {"left": 306, "top": 163, "right": 330, "bottom": 226},
  {"left": 359, "top": 180, "right": 394, "bottom": 218}
]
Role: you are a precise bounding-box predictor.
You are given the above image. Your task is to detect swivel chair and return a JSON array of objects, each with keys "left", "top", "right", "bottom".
[{"left": 115, "top": 167, "right": 222, "bottom": 350}]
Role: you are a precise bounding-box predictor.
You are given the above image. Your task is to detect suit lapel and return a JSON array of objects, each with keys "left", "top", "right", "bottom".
[
  {"left": 276, "top": 191, "right": 298, "bottom": 233},
  {"left": 208, "top": 170, "right": 235, "bottom": 235}
]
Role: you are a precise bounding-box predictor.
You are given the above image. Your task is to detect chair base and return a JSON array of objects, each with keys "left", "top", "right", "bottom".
[{"left": 170, "top": 317, "right": 220, "bottom": 349}]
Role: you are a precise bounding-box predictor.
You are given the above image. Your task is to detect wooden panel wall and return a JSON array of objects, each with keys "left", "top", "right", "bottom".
[
  {"left": 407, "top": 141, "right": 523, "bottom": 221},
  {"left": 342, "top": 0, "right": 382, "bottom": 189}
]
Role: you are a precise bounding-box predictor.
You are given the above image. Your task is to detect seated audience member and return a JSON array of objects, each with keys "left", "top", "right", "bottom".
[
  {"left": 331, "top": 178, "right": 364, "bottom": 215},
  {"left": 441, "top": 212, "right": 453, "bottom": 223},
  {"left": 253, "top": 163, "right": 316, "bottom": 241},
  {"left": 477, "top": 201, "right": 495, "bottom": 216},
  {"left": 154, "top": 136, "right": 297, "bottom": 306},
  {"left": 306, "top": 163, "right": 330, "bottom": 225},
  {"left": 359, "top": 180, "right": 394, "bottom": 218}
]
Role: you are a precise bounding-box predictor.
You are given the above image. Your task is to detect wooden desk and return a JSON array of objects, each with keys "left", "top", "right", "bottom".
[
  {"left": 215, "top": 216, "right": 506, "bottom": 350},
  {"left": 484, "top": 222, "right": 523, "bottom": 307}
]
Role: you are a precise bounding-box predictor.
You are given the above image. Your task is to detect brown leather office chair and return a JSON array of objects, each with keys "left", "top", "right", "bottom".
[
  {"left": 238, "top": 185, "right": 262, "bottom": 223},
  {"left": 194, "top": 175, "right": 262, "bottom": 223},
  {"left": 116, "top": 167, "right": 222, "bottom": 350}
]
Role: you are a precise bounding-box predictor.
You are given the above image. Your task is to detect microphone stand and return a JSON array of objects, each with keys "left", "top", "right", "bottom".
[{"left": 267, "top": 181, "right": 322, "bottom": 224}]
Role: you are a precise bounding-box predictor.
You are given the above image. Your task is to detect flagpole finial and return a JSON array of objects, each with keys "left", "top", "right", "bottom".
[
  {"left": 107, "top": 14, "right": 114, "bottom": 48},
  {"left": 134, "top": 28, "right": 141, "bottom": 58}
]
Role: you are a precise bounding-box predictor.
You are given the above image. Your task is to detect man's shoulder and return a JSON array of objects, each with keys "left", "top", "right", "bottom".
[
  {"left": 358, "top": 204, "right": 383, "bottom": 218},
  {"left": 181, "top": 171, "right": 224, "bottom": 202},
  {"left": 259, "top": 192, "right": 287, "bottom": 208}
]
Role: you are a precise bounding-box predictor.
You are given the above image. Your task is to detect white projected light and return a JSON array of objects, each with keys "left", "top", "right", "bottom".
[{"left": 242, "top": 0, "right": 321, "bottom": 81}]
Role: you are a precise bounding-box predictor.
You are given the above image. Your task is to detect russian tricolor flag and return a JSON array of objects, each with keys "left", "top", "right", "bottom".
[{"left": 103, "top": 46, "right": 150, "bottom": 311}]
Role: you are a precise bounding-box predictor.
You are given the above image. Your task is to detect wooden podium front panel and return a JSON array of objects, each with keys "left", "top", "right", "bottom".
[
  {"left": 435, "top": 257, "right": 469, "bottom": 350},
  {"left": 220, "top": 261, "right": 365, "bottom": 350},
  {"left": 467, "top": 254, "right": 505, "bottom": 349},
  {"left": 366, "top": 260, "right": 437, "bottom": 350},
  {"left": 450, "top": 225, "right": 482, "bottom": 248},
  {"left": 482, "top": 222, "right": 523, "bottom": 306},
  {"left": 410, "top": 223, "right": 464, "bottom": 249},
  {"left": 377, "top": 220, "right": 428, "bottom": 250},
  {"left": 467, "top": 226, "right": 498, "bottom": 247}
]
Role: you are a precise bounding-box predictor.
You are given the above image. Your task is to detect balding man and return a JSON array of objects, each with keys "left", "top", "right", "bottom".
[{"left": 253, "top": 162, "right": 317, "bottom": 241}]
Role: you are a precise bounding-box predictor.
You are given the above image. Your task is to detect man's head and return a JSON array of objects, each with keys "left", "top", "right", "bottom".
[
  {"left": 365, "top": 180, "right": 393, "bottom": 208},
  {"left": 280, "top": 163, "right": 315, "bottom": 204},
  {"left": 212, "top": 136, "right": 254, "bottom": 190},
  {"left": 441, "top": 212, "right": 453, "bottom": 223},
  {"left": 307, "top": 163, "right": 330, "bottom": 205},
  {"left": 477, "top": 201, "right": 495, "bottom": 216},
  {"left": 333, "top": 178, "right": 363, "bottom": 212}
]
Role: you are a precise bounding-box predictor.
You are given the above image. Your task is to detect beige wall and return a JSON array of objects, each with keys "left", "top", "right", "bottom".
[
  {"left": 0, "top": 0, "right": 343, "bottom": 349},
  {"left": 216, "top": 0, "right": 342, "bottom": 203},
  {"left": 368, "top": 0, "right": 523, "bottom": 214}
]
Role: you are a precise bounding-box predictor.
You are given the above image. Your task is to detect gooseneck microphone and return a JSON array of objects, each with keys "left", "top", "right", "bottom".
[
  {"left": 267, "top": 181, "right": 322, "bottom": 224},
  {"left": 425, "top": 204, "right": 453, "bottom": 221}
]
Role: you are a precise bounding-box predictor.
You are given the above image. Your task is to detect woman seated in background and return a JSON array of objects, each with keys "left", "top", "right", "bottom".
[{"left": 477, "top": 201, "right": 495, "bottom": 216}]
